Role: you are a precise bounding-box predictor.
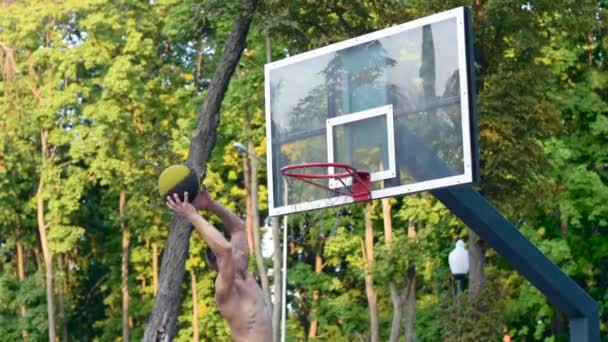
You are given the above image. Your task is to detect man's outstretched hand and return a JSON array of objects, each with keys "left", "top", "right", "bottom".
[{"left": 166, "top": 192, "right": 198, "bottom": 220}]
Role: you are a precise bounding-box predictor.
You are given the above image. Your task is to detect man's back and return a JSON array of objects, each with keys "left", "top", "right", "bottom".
[{"left": 216, "top": 271, "right": 272, "bottom": 342}]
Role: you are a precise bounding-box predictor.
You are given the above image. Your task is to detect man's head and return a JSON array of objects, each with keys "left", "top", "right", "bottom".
[
  {"left": 158, "top": 165, "right": 199, "bottom": 202},
  {"left": 205, "top": 247, "right": 218, "bottom": 272}
]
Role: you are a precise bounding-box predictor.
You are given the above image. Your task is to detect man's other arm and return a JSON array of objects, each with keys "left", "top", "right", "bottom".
[
  {"left": 190, "top": 215, "right": 235, "bottom": 301},
  {"left": 207, "top": 200, "right": 249, "bottom": 273}
]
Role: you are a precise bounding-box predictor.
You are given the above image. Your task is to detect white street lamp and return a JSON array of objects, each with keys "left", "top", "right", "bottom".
[
  {"left": 448, "top": 239, "right": 469, "bottom": 278},
  {"left": 232, "top": 142, "right": 264, "bottom": 162},
  {"left": 448, "top": 239, "right": 469, "bottom": 324},
  {"left": 232, "top": 142, "right": 248, "bottom": 155}
]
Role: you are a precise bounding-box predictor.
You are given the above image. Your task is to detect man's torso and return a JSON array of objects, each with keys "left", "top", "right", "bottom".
[{"left": 216, "top": 272, "right": 272, "bottom": 342}]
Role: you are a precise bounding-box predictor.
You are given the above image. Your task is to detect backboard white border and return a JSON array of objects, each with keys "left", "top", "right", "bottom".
[
  {"left": 266, "top": 7, "right": 466, "bottom": 71},
  {"left": 326, "top": 105, "right": 396, "bottom": 189},
  {"left": 266, "top": 7, "right": 474, "bottom": 217}
]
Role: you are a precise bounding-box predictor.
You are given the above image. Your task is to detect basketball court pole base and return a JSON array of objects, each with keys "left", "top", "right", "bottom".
[{"left": 432, "top": 185, "right": 600, "bottom": 342}]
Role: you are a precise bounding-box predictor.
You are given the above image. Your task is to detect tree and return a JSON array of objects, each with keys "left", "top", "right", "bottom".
[
  {"left": 143, "top": 1, "right": 258, "bottom": 340},
  {"left": 0, "top": 4, "right": 88, "bottom": 340},
  {"left": 362, "top": 203, "right": 379, "bottom": 342}
]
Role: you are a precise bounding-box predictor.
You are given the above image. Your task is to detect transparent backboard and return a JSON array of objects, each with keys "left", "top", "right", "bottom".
[{"left": 265, "top": 7, "right": 478, "bottom": 216}]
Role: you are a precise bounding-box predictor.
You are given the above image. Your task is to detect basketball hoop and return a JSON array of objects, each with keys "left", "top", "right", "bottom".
[{"left": 280, "top": 162, "right": 371, "bottom": 202}]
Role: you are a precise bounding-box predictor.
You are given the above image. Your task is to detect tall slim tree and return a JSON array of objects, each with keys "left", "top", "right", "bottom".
[
  {"left": 248, "top": 135, "right": 272, "bottom": 309},
  {"left": 16, "top": 230, "right": 28, "bottom": 342},
  {"left": 120, "top": 189, "right": 129, "bottom": 342},
  {"left": 38, "top": 130, "right": 55, "bottom": 342},
  {"left": 262, "top": 31, "right": 283, "bottom": 340},
  {"left": 143, "top": 1, "right": 258, "bottom": 339},
  {"left": 307, "top": 246, "right": 323, "bottom": 338},
  {"left": 189, "top": 255, "right": 200, "bottom": 342},
  {"left": 404, "top": 220, "right": 417, "bottom": 342},
  {"left": 363, "top": 203, "right": 379, "bottom": 342},
  {"left": 382, "top": 197, "right": 414, "bottom": 342}
]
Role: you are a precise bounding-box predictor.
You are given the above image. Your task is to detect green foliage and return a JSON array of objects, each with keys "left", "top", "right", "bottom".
[
  {"left": 0, "top": 271, "right": 48, "bottom": 341},
  {"left": 415, "top": 294, "right": 445, "bottom": 341},
  {"left": 442, "top": 277, "right": 508, "bottom": 341}
]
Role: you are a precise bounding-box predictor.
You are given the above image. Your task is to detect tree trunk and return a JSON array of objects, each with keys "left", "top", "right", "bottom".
[
  {"left": 363, "top": 203, "right": 379, "bottom": 342},
  {"left": 120, "top": 189, "right": 130, "bottom": 342},
  {"left": 43, "top": 256, "right": 55, "bottom": 342},
  {"left": 243, "top": 155, "right": 255, "bottom": 252},
  {"left": 404, "top": 266, "right": 416, "bottom": 342},
  {"left": 186, "top": 0, "right": 258, "bottom": 176},
  {"left": 308, "top": 249, "right": 323, "bottom": 338},
  {"left": 190, "top": 256, "right": 199, "bottom": 342},
  {"left": 37, "top": 130, "right": 56, "bottom": 342},
  {"left": 143, "top": 1, "right": 257, "bottom": 340},
  {"left": 468, "top": 231, "right": 485, "bottom": 300},
  {"left": 33, "top": 239, "right": 43, "bottom": 274},
  {"left": 140, "top": 239, "right": 150, "bottom": 291},
  {"left": 265, "top": 31, "right": 272, "bottom": 64},
  {"left": 143, "top": 217, "right": 194, "bottom": 341},
  {"left": 382, "top": 198, "right": 392, "bottom": 243},
  {"left": 383, "top": 198, "right": 404, "bottom": 342},
  {"left": 238, "top": 48, "right": 254, "bottom": 255},
  {"left": 271, "top": 217, "right": 282, "bottom": 342},
  {"left": 403, "top": 221, "right": 417, "bottom": 342},
  {"left": 560, "top": 216, "right": 568, "bottom": 239},
  {"left": 266, "top": 33, "right": 283, "bottom": 341},
  {"left": 57, "top": 256, "right": 68, "bottom": 342},
  {"left": 16, "top": 238, "right": 28, "bottom": 341},
  {"left": 249, "top": 138, "right": 272, "bottom": 310},
  {"left": 389, "top": 282, "right": 405, "bottom": 342},
  {"left": 152, "top": 242, "right": 158, "bottom": 295}
]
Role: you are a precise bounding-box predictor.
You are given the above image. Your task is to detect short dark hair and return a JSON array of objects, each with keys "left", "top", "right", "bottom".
[{"left": 204, "top": 247, "right": 218, "bottom": 272}]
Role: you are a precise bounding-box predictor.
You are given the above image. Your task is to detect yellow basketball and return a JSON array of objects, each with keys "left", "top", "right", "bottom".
[{"left": 158, "top": 165, "right": 199, "bottom": 202}]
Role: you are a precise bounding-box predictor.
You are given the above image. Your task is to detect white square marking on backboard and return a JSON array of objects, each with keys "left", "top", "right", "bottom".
[{"left": 326, "top": 105, "right": 396, "bottom": 188}]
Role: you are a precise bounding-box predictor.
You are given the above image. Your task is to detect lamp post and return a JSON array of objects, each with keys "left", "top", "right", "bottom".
[
  {"left": 232, "top": 142, "right": 263, "bottom": 162},
  {"left": 233, "top": 142, "right": 255, "bottom": 252},
  {"left": 448, "top": 239, "right": 469, "bottom": 320},
  {"left": 233, "top": 141, "right": 284, "bottom": 342},
  {"left": 233, "top": 141, "right": 271, "bottom": 309}
]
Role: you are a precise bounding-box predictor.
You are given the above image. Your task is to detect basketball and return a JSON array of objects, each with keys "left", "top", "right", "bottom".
[{"left": 158, "top": 165, "right": 199, "bottom": 202}]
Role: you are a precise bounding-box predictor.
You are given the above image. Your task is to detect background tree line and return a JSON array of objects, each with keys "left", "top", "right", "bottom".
[{"left": 0, "top": 0, "right": 606, "bottom": 341}]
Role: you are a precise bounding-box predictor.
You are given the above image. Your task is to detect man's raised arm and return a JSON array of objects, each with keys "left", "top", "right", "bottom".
[
  {"left": 193, "top": 190, "right": 249, "bottom": 259},
  {"left": 167, "top": 192, "right": 236, "bottom": 300},
  {"left": 166, "top": 193, "right": 231, "bottom": 258}
]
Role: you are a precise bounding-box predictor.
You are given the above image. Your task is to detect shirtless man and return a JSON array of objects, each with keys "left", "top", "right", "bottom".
[{"left": 166, "top": 190, "right": 272, "bottom": 342}]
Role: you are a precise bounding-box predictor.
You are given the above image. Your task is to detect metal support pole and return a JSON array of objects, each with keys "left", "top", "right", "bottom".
[
  {"left": 456, "top": 278, "right": 462, "bottom": 314},
  {"left": 281, "top": 213, "right": 287, "bottom": 342}
]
